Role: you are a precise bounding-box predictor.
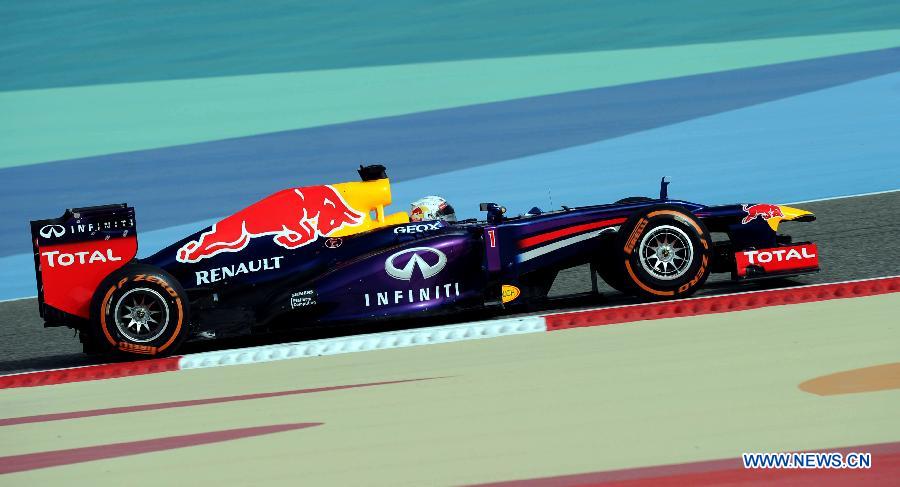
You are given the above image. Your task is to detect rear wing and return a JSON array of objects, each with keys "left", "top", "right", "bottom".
[{"left": 30, "top": 204, "right": 137, "bottom": 323}]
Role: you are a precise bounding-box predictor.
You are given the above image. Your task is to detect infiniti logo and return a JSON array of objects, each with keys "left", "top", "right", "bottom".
[
  {"left": 385, "top": 247, "right": 447, "bottom": 280},
  {"left": 368, "top": 247, "right": 458, "bottom": 307},
  {"left": 39, "top": 224, "right": 65, "bottom": 238}
]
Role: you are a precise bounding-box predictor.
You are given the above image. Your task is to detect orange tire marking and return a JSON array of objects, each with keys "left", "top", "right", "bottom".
[
  {"left": 104, "top": 275, "right": 184, "bottom": 355},
  {"left": 99, "top": 285, "right": 118, "bottom": 346},
  {"left": 118, "top": 342, "right": 158, "bottom": 355},
  {"left": 157, "top": 295, "right": 183, "bottom": 353},
  {"left": 625, "top": 261, "right": 674, "bottom": 296},
  {"left": 678, "top": 255, "right": 709, "bottom": 293},
  {"left": 624, "top": 218, "right": 648, "bottom": 255},
  {"left": 647, "top": 210, "right": 704, "bottom": 235}
]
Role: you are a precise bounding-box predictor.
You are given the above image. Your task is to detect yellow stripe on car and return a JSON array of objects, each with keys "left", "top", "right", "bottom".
[{"left": 767, "top": 205, "right": 815, "bottom": 231}]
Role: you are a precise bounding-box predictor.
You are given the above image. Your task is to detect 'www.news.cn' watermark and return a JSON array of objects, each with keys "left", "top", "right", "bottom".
[{"left": 743, "top": 452, "right": 871, "bottom": 469}]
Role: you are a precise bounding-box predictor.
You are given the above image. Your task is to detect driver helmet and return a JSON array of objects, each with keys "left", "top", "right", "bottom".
[{"left": 410, "top": 195, "right": 456, "bottom": 222}]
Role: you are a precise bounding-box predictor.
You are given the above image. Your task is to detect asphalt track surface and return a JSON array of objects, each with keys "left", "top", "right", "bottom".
[{"left": 1, "top": 191, "right": 897, "bottom": 375}]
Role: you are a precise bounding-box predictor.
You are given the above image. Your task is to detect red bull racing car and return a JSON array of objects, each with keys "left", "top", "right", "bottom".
[{"left": 30, "top": 165, "right": 819, "bottom": 357}]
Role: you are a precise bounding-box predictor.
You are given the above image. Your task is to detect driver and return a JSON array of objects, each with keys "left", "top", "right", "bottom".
[{"left": 409, "top": 195, "right": 457, "bottom": 222}]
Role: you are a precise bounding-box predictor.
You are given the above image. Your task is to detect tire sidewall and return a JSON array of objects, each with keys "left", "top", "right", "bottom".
[
  {"left": 91, "top": 265, "right": 189, "bottom": 356},
  {"left": 620, "top": 207, "right": 712, "bottom": 299}
]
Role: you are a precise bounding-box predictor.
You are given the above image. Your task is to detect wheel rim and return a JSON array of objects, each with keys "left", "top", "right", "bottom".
[
  {"left": 113, "top": 288, "right": 169, "bottom": 343},
  {"left": 638, "top": 225, "right": 694, "bottom": 281}
]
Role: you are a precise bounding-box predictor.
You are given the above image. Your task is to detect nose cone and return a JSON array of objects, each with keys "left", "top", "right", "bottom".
[
  {"left": 778, "top": 205, "right": 816, "bottom": 222},
  {"left": 766, "top": 205, "right": 815, "bottom": 231}
]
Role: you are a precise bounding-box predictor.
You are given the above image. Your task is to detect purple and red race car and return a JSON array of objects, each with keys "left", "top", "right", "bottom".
[{"left": 31, "top": 165, "right": 819, "bottom": 357}]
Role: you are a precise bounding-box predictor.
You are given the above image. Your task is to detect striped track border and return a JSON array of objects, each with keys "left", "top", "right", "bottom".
[
  {"left": 0, "top": 357, "right": 181, "bottom": 389},
  {"left": 544, "top": 275, "right": 900, "bottom": 330},
  {"left": 1, "top": 276, "right": 897, "bottom": 389}
]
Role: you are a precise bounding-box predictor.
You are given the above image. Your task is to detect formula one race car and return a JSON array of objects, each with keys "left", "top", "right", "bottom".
[{"left": 31, "top": 165, "right": 819, "bottom": 357}]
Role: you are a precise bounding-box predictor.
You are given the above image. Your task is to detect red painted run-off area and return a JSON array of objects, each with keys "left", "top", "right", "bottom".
[
  {"left": 1, "top": 276, "right": 897, "bottom": 390},
  {"left": 545, "top": 276, "right": 900, "bottom": 331},
  {"left": 0, "top": 357, "right": 180, "bottom": 390},
  {"left": 0, "top": 423, "right": 322, "bottom": 475},
  {"left": 472, "top": 441, "right": 900, "bottom": 486}
]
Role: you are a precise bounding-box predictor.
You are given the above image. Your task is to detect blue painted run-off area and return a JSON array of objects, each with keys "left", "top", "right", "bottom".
[
  {"left": 3, "top": 48, "right": 899, "bottom": 259},
  {"left": 2, "top": 71, "right": 898, "bottom": 300}
]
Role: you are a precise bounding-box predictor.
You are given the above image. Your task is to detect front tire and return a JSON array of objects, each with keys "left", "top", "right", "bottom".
[
  {"left": 613, "top": 206, "right": 712, "bottom": 300},
  {"left": 88, "top": 264, "right": 189, "bottom": 357}
]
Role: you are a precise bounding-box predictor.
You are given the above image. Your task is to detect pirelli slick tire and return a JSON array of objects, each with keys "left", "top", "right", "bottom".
[
  {"left": 88, "top": 264, "right": 189, "bottom": 357},
  {"left": 615, "top": 206, "right": 712, "bottom": 300}
]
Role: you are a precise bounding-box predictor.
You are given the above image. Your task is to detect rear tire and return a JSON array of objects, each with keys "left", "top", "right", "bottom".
[
  {"left": 611, "top": 206, "right": 712, "bottom": 300},
  {"left": 88, "top": 264, "right": 190, "bottom": 357}
]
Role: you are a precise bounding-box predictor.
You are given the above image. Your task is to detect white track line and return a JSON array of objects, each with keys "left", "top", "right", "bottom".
[
  {"left": 178, "top": 316, "right": 546, "bottom": 370},
  {"left": 0, "top": 296, "right": 35, "bottom": 303},
  {"left": 782, "top": 188, "right": 898, "bottom": 205}
]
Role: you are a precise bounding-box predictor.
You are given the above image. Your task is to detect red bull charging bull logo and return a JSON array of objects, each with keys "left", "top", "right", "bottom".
[
  {"left": 741, "top": 203, "right": 783, "bottom": 224},
  {"left": 177, "top": 185, "right": 364, "bottom": 263}
]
